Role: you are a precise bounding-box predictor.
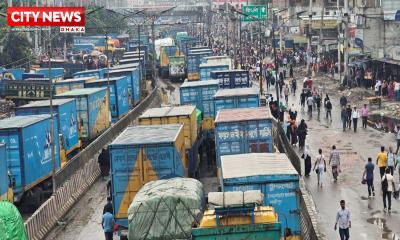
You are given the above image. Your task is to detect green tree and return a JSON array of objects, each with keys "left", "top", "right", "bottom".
[{"left": 0, "top": 32, "right": 33, "bottom": 69}]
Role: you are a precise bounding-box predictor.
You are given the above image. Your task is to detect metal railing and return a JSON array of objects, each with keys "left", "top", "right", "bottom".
[
  {"left": 271, "top": 119, "right": 325, "bottom": 239},
  {"left": 54, "top": 88, "right": 159, "bottom": 187},
  {"left": 25, "top": 88, "right": 160, "bottom": 240}
]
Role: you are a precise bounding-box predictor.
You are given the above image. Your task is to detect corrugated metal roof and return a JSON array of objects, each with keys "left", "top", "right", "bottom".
[
  {"left": 180, "top": 80, "right": 219, "bottom": 88},
  {"left": 214, "top": 87, "right": 258, "bottom": 98},
  {"left": 215, "top": 107, "right": 272, "bottom": 123},
  {"left": 57, "top": 77, "right": 94, "bottom": 83},
  {"left": 221, "top": 153, "right": 298, "bottom": 179},
  {"left": 56, "top": 87, "right": 106, "bottom": 97},
  {"left": 111, "top": 124, "right": 183, "bottom": 145},
  {"left": 17, "top": 98, "right": 74, "bottom": 108},
  {"left": 139, "top": 105, "right": 196, "bottom": 118},
  {"left": 0, "top": 114, "right": 51, "bottom": 129}
]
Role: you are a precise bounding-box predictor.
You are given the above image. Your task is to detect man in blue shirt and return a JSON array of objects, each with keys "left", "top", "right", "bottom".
[
  {"left": 102, "top": 210, "right": 115, "bottom": 240},
  {"left": 363, "top": 157, "right": 375, "bottom": 197}
]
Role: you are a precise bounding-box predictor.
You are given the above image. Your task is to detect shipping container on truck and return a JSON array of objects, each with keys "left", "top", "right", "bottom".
[
  {"left": 0, "top": 115, "right": 60, "bottom": 204},
  {"left": 200, "top": 63, "right": 230, "bottom": 81},
  {"left": 159, "top": 45, "right": 180, "bottom": 78},
  {"left": 3, "top": 78, "right": 52, "bottom": 105},
  {"left": 108, "top": 68, "right": 141, "bottom": 106},
  {"left": 53, "top": 77, "right": 96, "bottom": 95},
  {"left": 220, "top": 153, "right": 301, "bottom": 237},
  {"left": 15, "top": 99, "right": 80, "bottom": 166},
  {"left": 118, "top": 57, "right": 145, "bottom": 71},
  {"left": 213, "top": 87, "right": 259, "bottom": 116},
  {"left": 55, "top": 88, "right": 110, "bottom": 144},
  {"left": 84, "top": 77, "right": 129, "bottom": 123},
  {"left": 192, "top": 204, "right": 282, "bottom": 240},
  {"left": 180, "top": 37, "right": 200, "bottom": 55},
  {"left": 40, "top": 61, "right": 86, "bottom": 79},
  {"left": 36, "top": 68, "right": 65, "bottom": 81},
  {"left": 138, "top": 106, "right": 199, "bottom": 176},
  {"left": 187, "top": 51, "right": 213, "bottom": 81},
  {"left": 169, "top": 56, "right": 186, "bottom": 81},
  {"left": 72, "top": 68, "right": 106, "bottom": 79},
  {"left": 214, "top": 108, "right": 273, "bottom": 166},
  {"left": 210, "top": 69, "right": 250, "bottom": 89},
  {"left": 0, "top": 143, "right": 11, "bottom": 201},
  {"left": 22, "top": 73, "right": 45, "bottom": 80},
  {"left": 201, "top": 56, "right": 233, "bottom": 66},
  {"left": 127, "top": 45, "right": 149, "bottom": 61},
  {"left": 4, "top": 69, "right": 25, "bottom": 80},
  {"left": 180, "top": 80, "right": 219, "bottom": 130},
  {"left": 109, "top": 124, "right": 187, "bottom": 230},
  {"left": 109, "top": 62, "right": 143, "bottom": 84}
]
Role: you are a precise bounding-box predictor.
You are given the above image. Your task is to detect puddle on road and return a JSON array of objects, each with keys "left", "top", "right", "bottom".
[{"left": 366, "top": 217, "right": 400, "bottom": 240}]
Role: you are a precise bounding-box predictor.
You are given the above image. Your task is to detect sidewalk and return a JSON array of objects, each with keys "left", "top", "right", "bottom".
[{"left": 266, "top": 72, "right": 400, "bottom": 240}]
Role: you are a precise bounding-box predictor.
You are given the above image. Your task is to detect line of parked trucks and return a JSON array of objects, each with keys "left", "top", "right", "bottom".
[
  {"left": 0, "top": 46, "right": 148, "bottom": 207},
  {"left": 105, "top": 34, "right": 302, "bottom": 239}
]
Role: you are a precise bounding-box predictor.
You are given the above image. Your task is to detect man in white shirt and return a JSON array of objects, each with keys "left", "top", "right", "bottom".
[
  {"left": 334, "top": 200, "right": 351, "bottom": 240},
  {"left": 382, "top": 168, "right": 395, "bottom": 212},
  {"left": 352, "top": 106, "right": 360, "bottom": 132}
]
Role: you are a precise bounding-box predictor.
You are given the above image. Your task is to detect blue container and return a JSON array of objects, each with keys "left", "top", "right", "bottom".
[
  {"left": 22, "top": 73, "right": 45, "bottom": 80},
  {"left": 55, "top": 88, "right": 110, "bottom": 142},
  {"left": 109, "top": 124, "right": 186, "bottom": 228},
  {"left": 180, "top": 80, "right": 219, "bottom": 118},
  {"left": 200, "top": 64, "right": 229, "bottom": 81},
  {"left": 0, "top": 115, "right": 60, "bottom": 201},
  {"left": 108, "top": 68, "right": 141, "bottom": 105},
  {"left": 54, "top": 77, "right": 94, "bottom": 95},
  {"left": 36, "top": 68, "right": 65, "bottom": 81},
  {"left": 119, "top": 57, "right": 145, "bottom": 74},
  {"left": 214, "top": 88, "right": 259, "bottom": 116},
  {"left": 214, "top": 107, "right": 273, "bottom": 166},
  {"left": 4, "top": 68, "right": 25, "bottom": 80},
  {"left": 220, "top": 153, "right": 300, "bottom": 236},
  {"left": 210, "top": 70, "right": 250, "bottom": 89},
  {"left": 15, "top": 99, "right": 79, "bottom": 155},
  {"left": 126, "top": 45, "right": 149, "bottom": 62},
  {"left": 72, "top": 68, "right": 106, "bottom": 79},
  {"left": 85, "top": 77, "right": 129, "bottom": 122},
  {"left": 110, "top": 63, "right": 143, "bottom": 83},
  {"left": 187, "top": 52, "right": 213, "bottom": 81},
  {"left": 0, "top": 143, "right": 8, "bottom": 200}
]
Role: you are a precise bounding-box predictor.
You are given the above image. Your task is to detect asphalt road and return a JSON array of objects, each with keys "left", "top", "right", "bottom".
[{"left": 265, "top": 71, "right": 400, "bottom": 240}]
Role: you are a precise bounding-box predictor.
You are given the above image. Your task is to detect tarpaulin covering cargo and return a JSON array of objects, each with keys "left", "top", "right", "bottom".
[
  {"left": 127, "top": 178, "right": 204, "bottom": 240},
  {"left": 0, "top": 201, "right": 28, "bottom": 240}
]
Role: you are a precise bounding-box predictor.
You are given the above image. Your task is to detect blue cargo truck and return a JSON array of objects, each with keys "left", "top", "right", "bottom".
[
  {"left": 3, "top": 68, "right": 25, "bottom": 80},
  {"left": 214, "top": 108, "right": 273, "bottom": 166},
  {"left": 85, "top": 77, "right": 129, "bottom": 122},
  {"left": 36, "top": 68, "right": 65, "bottom": 81},
  {"left": 199, "top": 64, "right": 229, "bottom": 81},
  {"left": 72, "top": 68, "right": 106, "bottom": 79},
  {"left": 0, "top": 143, "right": 11, "bottom": 201},
  {"left": 53, "top": 77, "right": 95, "bottom": 95},
  {"left": 211, "top": 70, "right": 250, "bottom": 89},
  {"left": 187, "top": 51, "right": 213, "bottom": 81},
  {"left": 214, "top": 87, "right": 259, "bottom": 116},
  {"left": 108, "top": 68, "right": 141, "bottom": 106},
  {"left": 109, "top": 124, "right": 187, "bottom": 237},
  {"left": 0, "top": 115, "right": 60, "bottom": 204},
  {"left": 56, "top": 88, "right": 110, "bottom": 144},
  {"left": 15, "top": 99, "right": 80, "bottom": 164},
  {"left": 180, "top": 80, "right": 219, "bottom": 119},
  {"left": 110, "top": 63, "right": 143, "bottom": 82},
  {"left": 220, "top": 153, "right": 300, "bottom": 237}
]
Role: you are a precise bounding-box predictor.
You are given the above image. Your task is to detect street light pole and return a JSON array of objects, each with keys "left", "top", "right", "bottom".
[
  {"left": 48, "top": 30, "right": 56, "bottom": 193},
  {"left": 272, "top": 11, "right": 280, "bottom": 120},
  {"left": 239, "top": 15, "right": 243, "bottom": 69},
  {"left": 343, "top": 0, "right": 349, "bottom": 86},
  {"left": 259, "top": 22, "right": 263, "bottom": 96},
  {"left": 307, "top": 0, "right": 313, "bottom": 75}
]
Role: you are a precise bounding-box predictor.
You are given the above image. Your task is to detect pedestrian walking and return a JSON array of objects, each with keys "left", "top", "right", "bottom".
[
  {"left": 381, "top": 168, "right": 395, "bottom": 212},
  {"left": 307, "top": 95, "right": 314, "bottom": 114},
  {"left": 329, "top": 145, "right": 341, "bottom": 182},
  {"left": 313, "top": 149, "right": 326, "bottom": 187},
  {"left": 352, "top": 106, "right": 360, "bottom": 132},
  {"left": 103, "top": 196, "right": 113, "bottom": 215},
  {"left": 334, "top": 200, "right": 351, "bottom": 240},
  {"left": 102, "top": 206, "right": 115, "bottom": 240},
  {"left": 326, "top": 99, "right": 333, "bottom": 121},
  {"left": 302, "top": 145, "right": 312, "bottom": 176},
  {"left": 376, "top": 146, "right": 388, "bottom": 178},
  {"left": 341, "top": 106, "right": 347, "bottom": 132},
  {"left": 361, "top": 104, "right": 368, "bottom": 128},
  {"left": 300, "top": 91, "right": 307, "bottom": 110},
  {"left": 297, "top": 119, "right": 308, "bottom": 150},
  {"left": 291, "top": 78, "right": 297, "bottom": 95},
  {"left": 396, "top": 128, "right": 400, "bottom": 154},
  {"left": 363, "top": 157, "right": 375, "bottom": 197},
  {"left": 346, "top": 105, "right": 352, "bottom": 129},
  {"left": 284, "top": 84, "right": 289, "bottom": 105},
  {"left": 289, "top": 65, "right": 294, "bottom": 78},
  {"left": 387, "top": 146, "right": 395, "bottom": 175},
  {"left": 340, "top": 94, "right": 348, "bottom": 108}
]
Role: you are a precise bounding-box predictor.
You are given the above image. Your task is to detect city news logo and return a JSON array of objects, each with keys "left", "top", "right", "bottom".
[{"left": 7, "top": 7, "right": 85, "bottom": 33}]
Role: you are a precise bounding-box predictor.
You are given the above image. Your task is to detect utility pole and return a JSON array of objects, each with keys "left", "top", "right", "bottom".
[
  {"left": 259, "top": 22, "right": 263, "bottom": 96},
  {"left": 105, "top": 31, "right": 111, "bottom": 123},
  {"left": 318, "top": 1, "right": 324, "bottom": 73},
  {"left": 35, "top": 0, "right": 39, "bottom": 54},
  {"left": 307, "top": 0, "right": 313, "bottom": 75},
  {"left": 151, "top": 18, "right": 156, "bottom": 89},
  {"left": 272, "top": 11, "right": 280, "bottom": 120},
  {"left": 343, "top": 0, "right": 349, "bottom": 85},
  {"left": 337, "top": 0, "right": 342, "bottom": 84},
  {"left": 48, "top": 30, "right": 56, "bottom": 193},
  {"left": 239, "top": 15, "right": 243, "bottom": 69}
]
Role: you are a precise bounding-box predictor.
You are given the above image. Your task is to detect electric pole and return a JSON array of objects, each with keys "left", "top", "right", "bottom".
[
  {"left": 343, "top": 0, "right": 349, "bottom": 85},
  {"left": 307, "top": 0, "right": 313, "bottom": 75}
]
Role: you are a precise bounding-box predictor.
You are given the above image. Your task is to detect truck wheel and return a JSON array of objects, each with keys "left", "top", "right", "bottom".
[{"left": 32, "top": 187, "right": 44, "bottom": 207}]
